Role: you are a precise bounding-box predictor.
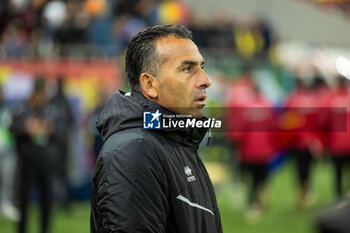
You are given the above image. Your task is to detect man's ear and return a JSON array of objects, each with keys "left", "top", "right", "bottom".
[{"left": 139, "top": 73, "right": 158, "bottom": 100}]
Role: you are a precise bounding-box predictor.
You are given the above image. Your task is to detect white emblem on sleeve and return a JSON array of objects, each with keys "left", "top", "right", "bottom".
[{"left": 184, "top": 166, "right": 196, "bottom": 182}]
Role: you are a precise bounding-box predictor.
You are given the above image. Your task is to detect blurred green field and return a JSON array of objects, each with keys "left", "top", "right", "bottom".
[
  {"left": 0, "top": 159, "right": 339, "bottom": 233},
  {"left": 216, "top": 159, "right": 336, "bottom": 233}
]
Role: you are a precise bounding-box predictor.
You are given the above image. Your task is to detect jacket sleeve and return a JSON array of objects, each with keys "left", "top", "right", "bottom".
[{"left": 93, "top": 138, "right": 169, "bottom": 233}]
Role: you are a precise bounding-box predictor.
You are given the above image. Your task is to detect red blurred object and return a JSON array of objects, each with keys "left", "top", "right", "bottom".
[
  {"left": 0, "top": 58, "right": 121, "bottom": 88},
  {"left": 326, "top": 87, "right": 350, "bottom": 156}
]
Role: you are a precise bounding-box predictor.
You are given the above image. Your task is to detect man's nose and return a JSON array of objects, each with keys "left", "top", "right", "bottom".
[{"left": 197, "top": 69, "right": 212, "bottom": 89}]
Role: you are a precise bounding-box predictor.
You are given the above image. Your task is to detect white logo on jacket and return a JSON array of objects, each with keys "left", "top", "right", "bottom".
[{"left": 184, "top": 166, "right": 196, "bottom": 182}]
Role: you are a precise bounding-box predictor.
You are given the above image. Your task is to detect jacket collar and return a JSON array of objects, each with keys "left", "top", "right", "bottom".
[{"left": 130, "top": 91, "right": 208, "bottom": 148}]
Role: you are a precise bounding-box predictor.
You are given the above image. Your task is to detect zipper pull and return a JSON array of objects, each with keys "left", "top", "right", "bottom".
[{"left": 207, "top": 128, "right": 211, "bottom": 146}]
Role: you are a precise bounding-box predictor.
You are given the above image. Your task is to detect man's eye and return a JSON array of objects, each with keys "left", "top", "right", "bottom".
[{"left": 183, "top": 67, "right": 192, "bottom": 73}]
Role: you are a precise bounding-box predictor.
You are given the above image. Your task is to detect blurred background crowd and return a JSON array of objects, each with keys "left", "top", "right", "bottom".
[
  {"left": 0, "top": 0, "right": 275, "bottom": 58},
  {"left": 0, "top": 0, "right": 350, "bottom": 233}
]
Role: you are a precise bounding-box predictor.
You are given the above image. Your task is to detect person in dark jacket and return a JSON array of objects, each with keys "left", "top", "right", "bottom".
[
  {"left": 10, "top": 77, "right": 62, "bottom": 233},
  {"left": 90, "top": 25, "right": 223, "bottom": 233}
]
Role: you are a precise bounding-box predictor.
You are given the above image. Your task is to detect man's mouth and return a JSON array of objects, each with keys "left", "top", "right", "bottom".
[{"left": 194, "top": 95, "right": 207, "bottom": 106}]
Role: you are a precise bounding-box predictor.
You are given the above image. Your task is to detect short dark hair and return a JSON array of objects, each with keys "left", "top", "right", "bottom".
[{"left": 125, "top": 25, "right": 193, "bottom": 92}]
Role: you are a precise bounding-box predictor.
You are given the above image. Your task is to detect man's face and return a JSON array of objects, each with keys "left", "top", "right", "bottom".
[{"left": 154, "top": 36, "right": 211, "bottom": 118}]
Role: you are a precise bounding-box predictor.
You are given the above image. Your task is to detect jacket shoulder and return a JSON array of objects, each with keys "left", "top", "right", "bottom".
[
  {"left": 94, "top": 128, "right": 169, "bottom": 191},
  {"left": 100, "top": 128, "right": 171, "bottom": 160}
]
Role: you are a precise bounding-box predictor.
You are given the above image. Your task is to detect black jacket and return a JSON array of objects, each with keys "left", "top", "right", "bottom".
[
  {"left": 10, "top": 101, "right": 62, "bottom": 165},
  {"left": 90, "top": 91, "right": 223, "bottom": 233}
]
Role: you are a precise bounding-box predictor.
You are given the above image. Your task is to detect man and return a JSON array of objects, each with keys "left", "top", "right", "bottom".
[
  {"left": 326, "top": 75, "right": 350, "bottom": 199},
  {"left": 90, "top": 25, "right": 223, "bottom": 233},
  {"left": 10, "top": 77, "right": 62, "bottom": 233}
]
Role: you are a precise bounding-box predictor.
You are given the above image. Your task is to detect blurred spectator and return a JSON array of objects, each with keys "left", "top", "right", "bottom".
[
  {"left": 310, "top": 74, "right": 331, "bottom": 158},
  {"left": 224, "top": 65, "right": 256, "bottom": 176},
  {"left": 325, "top": 75, "right": 350, "bottom": 199},
  {"left": 10, "top": 76, "right": 63, "bottom": 233},
  {"left": 284, "top": 77, "right": 320, "bottom": 208},
  {"left": 227, "top": 84, "right": 276, "bottom": 218},
  {"left": 225, "top": 65, "right": 256, "bottom": 107},
  {"left": 57, "top": 1, "right": 89, "bottom": 42},
  {"left": 49, "top": 75, "right": 74, "bottom": 211},
  {"left": 2, "top": 20, "right": 29, "bottom": 57}
]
